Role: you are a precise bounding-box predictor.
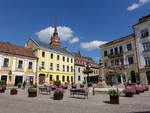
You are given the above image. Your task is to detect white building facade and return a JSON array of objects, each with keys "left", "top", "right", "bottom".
[
  {"left": 73, "top": 51, "right": 100, "bottom": 84},
  {"left": 133, "top": 15, "right": 150, "bottom": 84}
]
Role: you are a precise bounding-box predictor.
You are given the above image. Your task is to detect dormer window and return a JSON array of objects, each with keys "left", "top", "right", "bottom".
[{"left": 141, "top": 29, "right": 149, "bottom": 38}]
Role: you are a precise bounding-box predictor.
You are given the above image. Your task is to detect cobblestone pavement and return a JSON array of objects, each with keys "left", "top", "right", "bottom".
[{"left": 0, "top": 88, "right": 150, "bottom": 113}]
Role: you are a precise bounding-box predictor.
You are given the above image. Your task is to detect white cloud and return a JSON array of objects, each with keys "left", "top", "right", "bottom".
[
  {"left": 36, "top": 26, "right": 79, "bottom": 43},
  {"left": 127, "top": 0, "right": 150, "bottom": 11},
  {"left": 80, "top": 40, "right": 107, "bottom": 51},
  {"left": 69, "top": 37, "right": 79, "bottom": 44}
]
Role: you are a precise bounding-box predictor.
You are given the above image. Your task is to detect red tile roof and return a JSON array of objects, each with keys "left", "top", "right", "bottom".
[{"left": 0, "top": 42, "right": 36, "bottom": 58}]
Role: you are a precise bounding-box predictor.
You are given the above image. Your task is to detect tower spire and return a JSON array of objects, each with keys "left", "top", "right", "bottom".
[
  {"left": 50, "top": 20, "right": 61, "bottom": 47},
  {"left": 53, "top": 21, "right": 58, "bottom": 36}
]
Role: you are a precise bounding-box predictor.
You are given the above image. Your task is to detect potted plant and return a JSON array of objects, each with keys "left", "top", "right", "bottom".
[
  {"left": 61, "top": 84, "right": 68, "bottom": 89},
  {"left": 10, "top": 88, "right": 17, "bottom": 95},
  {"left": 28, "top": 86, "right": 37, "bottom": 97},
  {"left": 17, "top": 83, "right": 22, "bottom": 88},
  {"left": 138, "top": 85, "right": 145, "bottom": 93},
  {"left": 0, "top": 80, "right": 6, "bottom": 86},
  {"left": 33, "top": 83, "right": 37, "bottom": 88},
  {"left": 143, "top": 85, "right": 149, "bottom": 91},
  {"left": 133, "top": 86, "right": 141, "bottom": 94},
  {"left": 108, "top": 89, "right": 121, "bottom": 104},
  {"left": 0, "top": 87, "right": 5, "bottom": 93},
  {"left": 123, "top": 87, "right": 136, "bottom": 97},
  {"left": 2, "top": 85, "right": 6, "bottom": 90},
  {"left": 53, "top": 88, "right": 64, "bottom": 100},
  {"left": 0, "top": 80, "right": 6, "bottom": 93},
  {"left": 54, "top": 80, "right": 61, "bottom": 87},
  {"left": 51, "top": 85, "right": 58, "bottom": 90}
]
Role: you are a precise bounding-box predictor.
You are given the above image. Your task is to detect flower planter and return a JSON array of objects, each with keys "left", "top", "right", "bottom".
[
  {"left": 28, "top": 92, "right": 37, "bottom": 97},
  {"left": 0, "top": 88, "right": 5, "bottom": 93},
  {"left": 145, "top": 88, "right": 149, "bottom": 91},
  {"left": 10, "top": 90, "right": 18, "bottom": 95},
  {"left": 53, "top": 93, "right": 63, "bottom": 100},
  {"left": 135, "top": 91, "right": 140, "bottom": 94},
  {"left": 125, "top": 93, "right": 133, "bottom": 97},
  {"left": 63, "top": 86, "right": 68, "bottom": 89},
  {"left": 140, "top": 90, "right": 144, "bottom": 93},
  {"left": 2, "top": 86, "right": 6, "bottom": 90},
  {"left": 51, "top": 85, "right": 58, "bottom": 91},
  {"left": 110, "top": 96, "right": 119, "bottom": 104}
]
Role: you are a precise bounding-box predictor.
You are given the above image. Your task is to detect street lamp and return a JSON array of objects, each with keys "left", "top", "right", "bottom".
[{"left": 83, "top": 63, "right": 93, "bottom": 87}]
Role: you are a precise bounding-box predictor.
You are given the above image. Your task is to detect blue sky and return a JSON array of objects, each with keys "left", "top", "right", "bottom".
[{"left": 0, "top": 0, "right": 150, "bottom": 63}]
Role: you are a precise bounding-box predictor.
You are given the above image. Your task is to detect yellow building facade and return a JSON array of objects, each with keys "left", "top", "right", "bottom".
[
  {"left": 0, "top": 42, "right": 37, "bottom": 86},
  {"left": 100, "top": 34, "right": 139, "bottom": 84},
  {"left": 27, "top": 39, "right": 74, "bottom": 84},
  {"left": 27, "top": 26, "right": 74, "bottom": 84}
]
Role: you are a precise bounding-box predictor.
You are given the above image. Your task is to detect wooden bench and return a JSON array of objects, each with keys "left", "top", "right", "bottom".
[
  {"left": 39, "top": 86, "right": 51, "bottom": 94},
  {"left": 70, "top": 89, "right": 88, "bottom": 99}
]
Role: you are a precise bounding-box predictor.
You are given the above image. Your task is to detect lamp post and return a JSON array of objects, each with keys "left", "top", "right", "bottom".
[{"left": 83, "top": 63, "right": 93, "bottom": 88}]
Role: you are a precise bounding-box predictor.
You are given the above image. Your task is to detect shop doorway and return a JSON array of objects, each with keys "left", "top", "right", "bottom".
[
  {"left": 131, "top": 71, "right": 136, "bottom": 83},
  {"left": 15, "top": 76, "right": 23, "bottom": 86},
  {"left": 118, "top": 75, "right": 121, "bottom": 83},
  {"left": 39, "top": 74, "right": 45, "bottom": 84},
  {"left": 146, "top": 71, "right": 150, "bottom": 85},
  {"left": 1, "top": 75, "right": 7, "bottom": 85}
]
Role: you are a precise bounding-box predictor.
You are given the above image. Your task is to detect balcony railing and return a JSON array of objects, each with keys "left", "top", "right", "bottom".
[
  {"left": 108, "top": 53, "right": 123, "bottom": 58},
  {"left": 108, "top": 65, "right": 125, "bottom": 69},
  {"left": 124, "top": 63, "right": 137, "bottom": 68}
]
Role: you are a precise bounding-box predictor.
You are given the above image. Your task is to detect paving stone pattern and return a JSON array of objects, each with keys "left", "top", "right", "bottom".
[{"left": 0, "top": 88, "right": 150, "bottom": 113}]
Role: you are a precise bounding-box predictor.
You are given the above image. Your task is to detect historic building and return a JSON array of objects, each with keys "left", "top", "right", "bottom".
[
  {"left": 133, "top": 15, "right": 150, "bottom": 84},
  {"left": 73, "top": 51, "right": 100, "bottom": 84},
  {"left": 0, "top": 42, "right": 37, "bottom": 86},
  {"left": 100, "top": 14, "right": 150, "bottom": 85},
  {"left": 26, "top": 25, "right": 74, "bottom": 84},
  {"left": 100, "top": 34, "right": 139, "bottom": 84}
]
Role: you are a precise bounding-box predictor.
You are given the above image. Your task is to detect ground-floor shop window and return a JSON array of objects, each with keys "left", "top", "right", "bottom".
[
  {"left": 26, "top": 76, "right": 34, "bottom": 85},
  {"left": 1, "top": 75, "right": 7, "bottom": 85}
]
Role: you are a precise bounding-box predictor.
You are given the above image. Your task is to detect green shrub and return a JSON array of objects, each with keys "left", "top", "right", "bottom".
[
  {"left": 11, "top": 88, "right": 17, "bottom": 92},
  {"left": 108, "top": 89, "right": 121, "bottom": 97},
  {"left": 2, "top": 85, "right": 6, "bottom": 90},
  {"left": 54, "top": 80, "right": 61, "bottom": 87},
  {"left": 28, "top": 87, "right": 37, "bottom": 93},
  {"left": 0, "top": 80, "right": 6, "bottom": 85}
]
